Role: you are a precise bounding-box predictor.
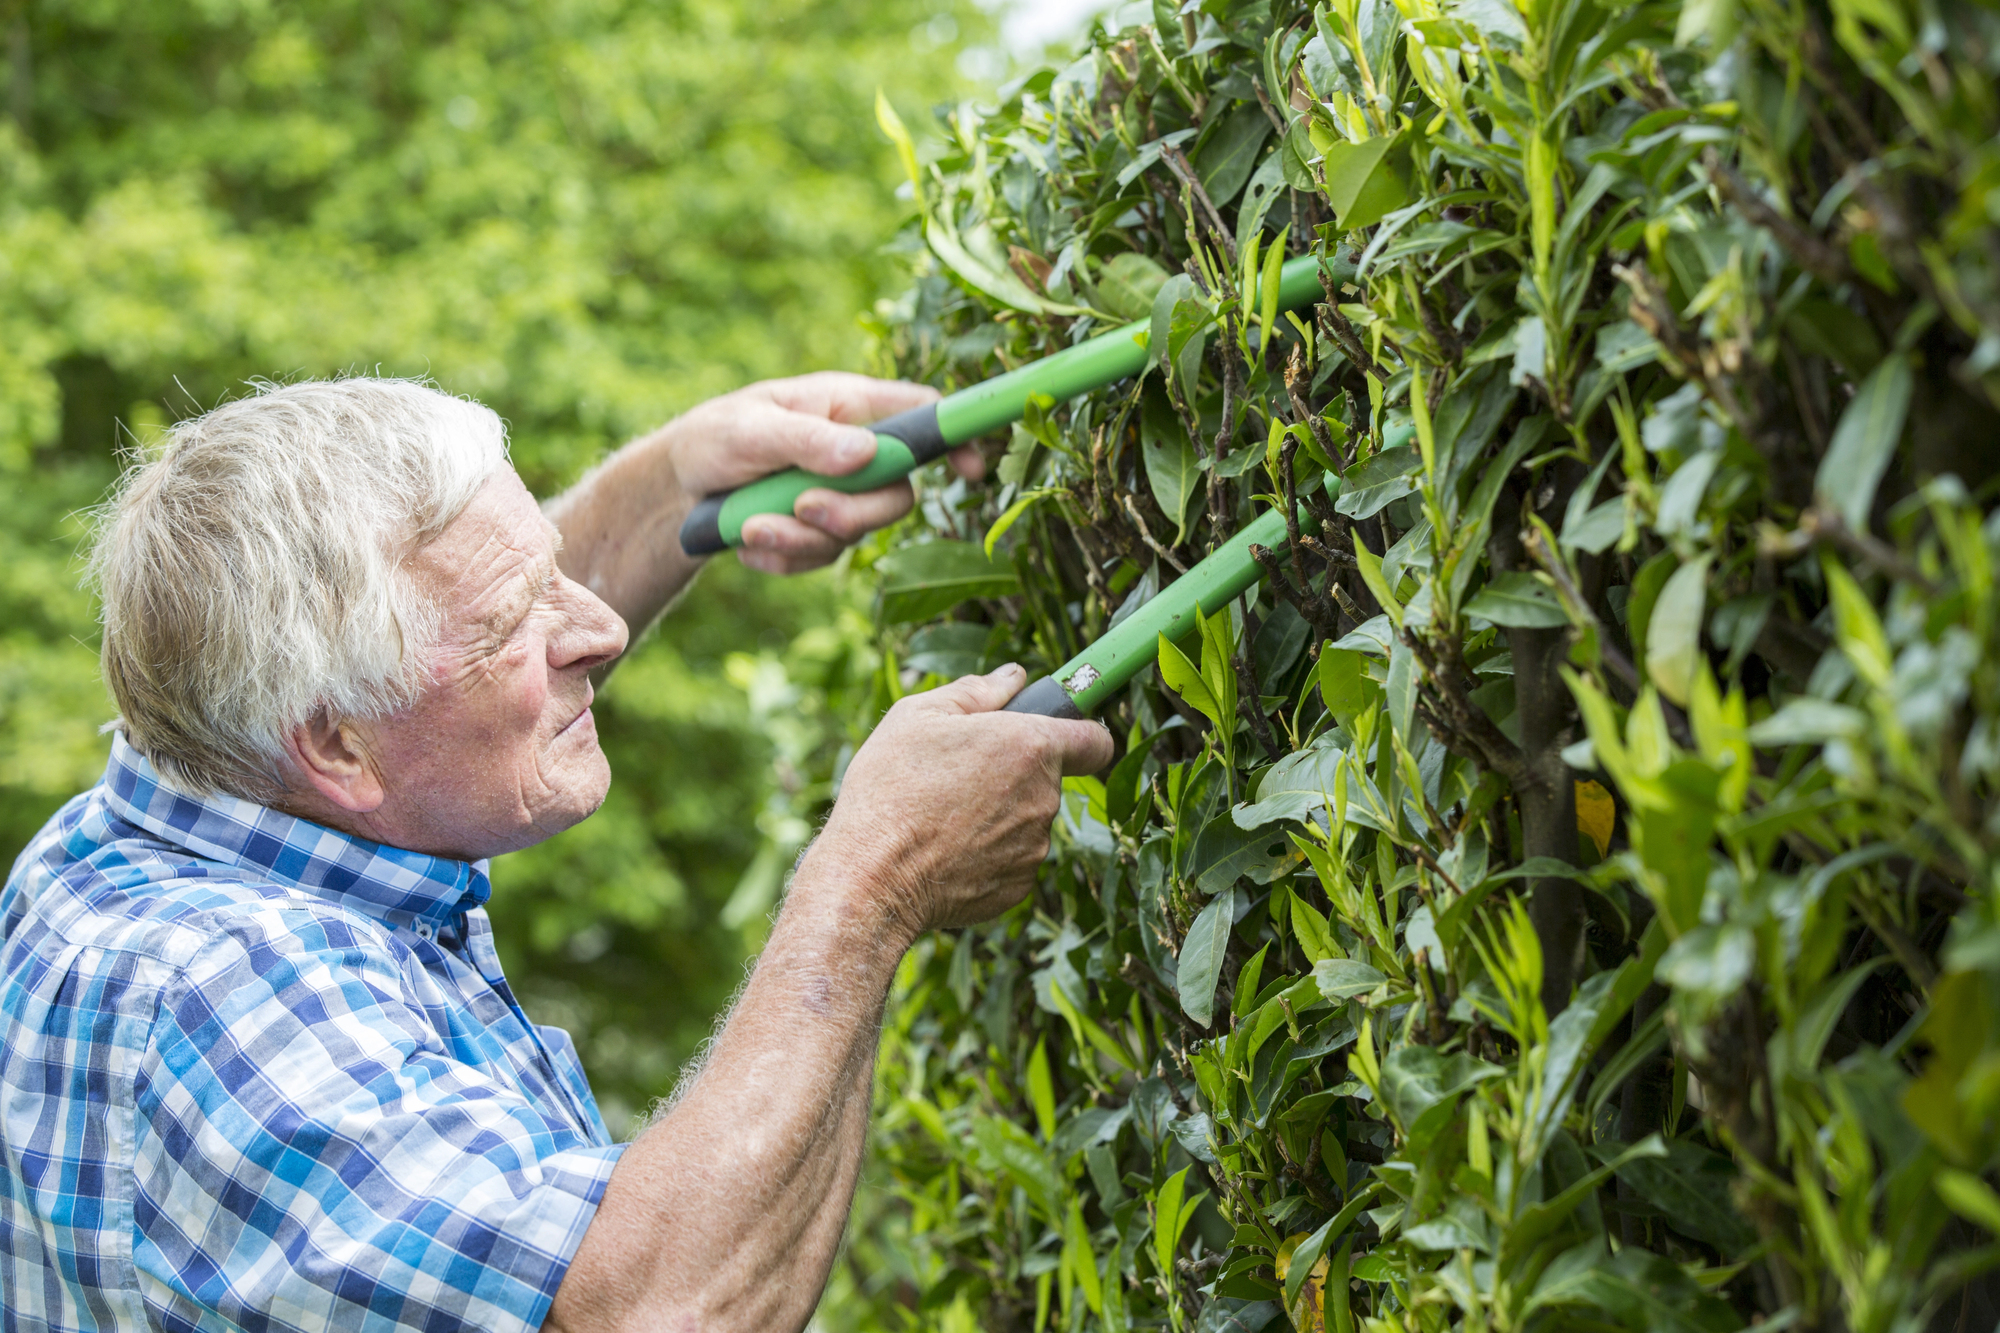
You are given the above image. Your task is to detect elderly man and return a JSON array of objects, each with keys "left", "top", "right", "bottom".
[{"left": 1, "top": 375, "right": 1111, "bottom": 1331}]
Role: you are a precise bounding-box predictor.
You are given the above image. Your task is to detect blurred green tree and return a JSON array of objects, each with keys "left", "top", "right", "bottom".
[{"left": 0, "top": 0, "right": 981, "bottom": 1131}]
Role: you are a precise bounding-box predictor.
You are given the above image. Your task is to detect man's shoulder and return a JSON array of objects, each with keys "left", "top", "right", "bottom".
[{"left": 3, "top": 785, "right": 401, "bottom": 977}]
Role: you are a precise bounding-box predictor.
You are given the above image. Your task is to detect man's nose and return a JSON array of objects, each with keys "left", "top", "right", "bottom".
[{"left": 550, "top": 579, "right": 629, "bottom": 673}]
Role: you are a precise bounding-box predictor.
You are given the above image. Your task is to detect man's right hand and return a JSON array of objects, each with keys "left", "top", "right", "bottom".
[{"left": 802, "top": 664, "right": 1115, "bottom": 941}]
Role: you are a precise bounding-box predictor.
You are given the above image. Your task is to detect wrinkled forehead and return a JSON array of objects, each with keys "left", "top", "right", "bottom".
[{"left": 404, "top": 469, "right": 561, "bottom": 612}]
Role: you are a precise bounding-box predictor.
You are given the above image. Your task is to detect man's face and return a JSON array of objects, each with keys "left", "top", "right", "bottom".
[{"left": 355, "top": 469, "right": 629, "bottom": 860}]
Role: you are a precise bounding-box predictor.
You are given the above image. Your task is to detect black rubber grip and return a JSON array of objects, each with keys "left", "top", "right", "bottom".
[
  {"left": 1002, "top": 675, "right": 1084, "bottom": 719},
  {"left": 680, "top": 497, "right": 727, "bottom": 557},
  {"left": 870, "top": 401, "right": 949, "bottom": 463}
]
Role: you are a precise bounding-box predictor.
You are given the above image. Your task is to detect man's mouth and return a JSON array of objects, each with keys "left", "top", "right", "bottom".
[{"left": 556, "top": 687, "right": 596, "bottom": 738}]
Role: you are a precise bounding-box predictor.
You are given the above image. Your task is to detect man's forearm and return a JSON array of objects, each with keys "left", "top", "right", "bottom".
[
  {"left": 545, "top": 429, "right": 705, "bottom": 640},
  {"left": 544, "top": 849, "right": 911, "bottom": 1333}
]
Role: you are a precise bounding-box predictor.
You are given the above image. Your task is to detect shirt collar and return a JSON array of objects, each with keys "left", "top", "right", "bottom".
[{"left": 101, "top": 733, "right": 491, "bottom": 933}]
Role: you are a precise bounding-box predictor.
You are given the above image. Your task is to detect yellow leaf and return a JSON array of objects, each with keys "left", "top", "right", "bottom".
[
  {"left": 1276, "top": 1233, "right": 1330, "bottom": 1333},
  {"left": 1937, "top": 1168, "right": 2000, "bottom": 1235},
  {"left": 874, "top": 90, "right": 921, "bottom": 197},
  {"left": 1575, "top": 780, "right": 1616, "bottom": 859}
]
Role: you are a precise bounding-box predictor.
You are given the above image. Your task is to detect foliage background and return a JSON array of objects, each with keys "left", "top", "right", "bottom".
[
  {"left": 825, "top": 0, "right": 2000, "bottom": 1328},
  {"left": 0, "top": 0, "right": 996, "bottom": 1140}
]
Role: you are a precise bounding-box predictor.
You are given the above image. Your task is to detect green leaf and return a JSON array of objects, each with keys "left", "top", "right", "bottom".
[
  {"left": 927, "top": 215, "right": 1086, "bottom": 316},
  {"left": 1613, "top": 1139, "right": 1757, "bottom": 1251},
  {"left": 1147, "top": 273, "right": 1198, "bottom": 374},
  {"left": 1466, "top": 570, "right": 1568, "bottom": 627},
  {"left": 1281, "top": 118, "right": 1318, "bottom": 189},
  {"left": 1936, "top": 1169, "right": 2000, "bottom": 1235},
  {"left": 876, "top": 541, "right": 1020, "bottom": 623},
  {"left": 1292, "top": 895, "right": 1338, "bottom": 963},
  {"left": 971, "top": 1113, "right": 1063, "bottom": 1218},
  {"left": 1258, "top": 223, "right": 1290, "bottom": 336},
  {"left": 1159, "top": 633, "right": 1222, "bottom": 728},
  {"left": 1097, "top": 252, "right": 1173, "bottom": 321},
  {"left": 1235, "top": 151, "right": 1291, "bottom": 257},
  {"left": 1503, "top": 1136, "right": 1666, "bottom": 1265},
  {"left": 1320, "top": 134, "right": 1408, "bottom": 231},
  {"left": 1142, "top": 389, "right": 1201, "bottom": 543},
  {"left": 1154, "top": 1165, "right": 1199, "bottom": 1279},
  {"left": 1583, "top": 1007, "right": 1668, "bottom": 1126},
  {"left": 1655, "top": 449, "right": 1718, "bottom": 536},
  {"left": 1903, "top": 971, "right": 1991, "bottom": 1162},
  {"left": 985, "top": 487, "right": 1059, "bottom": 558},
  {"left": 1168, "top": 295, "right": 1215, "bottom": 394},
  {"left": 1380, "top": 1046, "right": 1505, "bottom": 1152},
  {"left": 1283, "top": 1182, "right": 1382, "bottom": 1311},
  {"left": 1745, "top": 697, "right": 1868, "bottom": 746},
  {"left": 1193, "top": 819, "right": 1293, "bottom": 892},
  {"left": 1319, "top": 647, "right": 1377, "bottom": 726},
  {"left": 1232, "top": 949, "right": 1273, "bottom": 1026},
  {"left": 1624, "top": 550, "right": 1678, "bottom": 669},
  {"left": 1387, "top": 641, "right": 1416, "bottom": 738},
  {"left": 1333, "top": 445, "right": 1423, "bottom": 520},
  {"left": 1785, "top": 298, "right": 1884, "bottom": 377},
  {"left": 1823, "top": 555, "right": 1893, "bottom": 688},
  {"left": 906, "top": 622, "right": 990, "bottom": 678},
  {"left": 874, "top": 89, "right": 921, "bottom": 195},
  {"left": 1178, "top": 887, "right": 1238, "bottom": 1026},
  {"left": 1658, "top": 922, "right": 1755, "bottom": 1000},
  {"left": 1815, "top": 352, "right": 1911, "bottom": 532},
  {"left": 1314, "top": 958, "right": 1387, "bottom": 999},
  {"left": 1195, "top": 605, "right": 1240, "bottom": 744},
  {"left": 1065, "top": 1198, "right": 1104, "bottom": 1314},
  {"left": 1197, "top": 104, "right": 1275, "bottom": 206},
  {"left": 1353, "top": 532, "right": 1404, "bottom": 628},
  {"left": 1027, "top": 1037, "right": 1057, "bottom": 1141},
  {"left": 1560, "top": 447, "right": 1625, "bottom": 555},
  {"left": 1643, "top": 555, "right": 1710, "bottom": 707}
]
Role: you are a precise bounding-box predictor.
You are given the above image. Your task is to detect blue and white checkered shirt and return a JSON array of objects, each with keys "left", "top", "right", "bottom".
[{"left": 0, "top": 734, "right": 625, "bottom": 1332}]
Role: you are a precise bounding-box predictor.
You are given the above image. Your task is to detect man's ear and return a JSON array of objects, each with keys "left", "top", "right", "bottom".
[{"left": 284, "top": 712, "right": 387, "bottom": 814}]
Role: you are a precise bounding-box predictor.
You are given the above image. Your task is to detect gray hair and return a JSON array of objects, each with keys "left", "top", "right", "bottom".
[{"left": 91, "top": 378, "right": 509, "bottom": 801}]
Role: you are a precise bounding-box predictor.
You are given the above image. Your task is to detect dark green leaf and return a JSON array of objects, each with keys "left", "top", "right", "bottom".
[
  {"left": 1197, "top": 105, "right": 1275, "bottom": 206},
  {"left": 1142, "top": 388, "right": 1202, "bottom": 543},
  {"left": 1466, "top": 571, "right": 1568, "bottom": 627},
  {"left": 1179, "top": 887, "right": 1239, "bottom": 1026},
  {"left": 1193, "top": 818, "right": 1294, "bottom": 891},
  {"left": 876, "top": 541, "right": 1020, "bottom": 623},
  {"left": 1613, "top": 1139, "right": 1758, "bottom": 1252}
]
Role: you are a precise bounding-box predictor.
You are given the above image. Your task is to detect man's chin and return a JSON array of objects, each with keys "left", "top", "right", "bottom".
[{"left": 542, "top": 751, "right": 614, "bottom": 835}]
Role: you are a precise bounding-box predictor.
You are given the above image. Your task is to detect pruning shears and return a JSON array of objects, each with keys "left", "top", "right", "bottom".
[{"left": 680, "top": 252, "right": 1377, "bottom": 718}]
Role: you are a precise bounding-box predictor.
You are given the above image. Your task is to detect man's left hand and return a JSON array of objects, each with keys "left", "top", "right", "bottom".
[
  {"left": 546, "top": 371, "right": 985, "bottom": 640},
  {"left": 656, "top": 371, "right": 984, "bottom": 575}
]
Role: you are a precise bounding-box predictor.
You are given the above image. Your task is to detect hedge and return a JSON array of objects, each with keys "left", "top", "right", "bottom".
[{"left": 820, "top": 0, "right": 2000, "bottom": 1327}]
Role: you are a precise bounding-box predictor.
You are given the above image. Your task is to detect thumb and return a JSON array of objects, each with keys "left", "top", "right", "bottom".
[{"left": 917, "top": 664, "right": 1029, "bottom": 716}]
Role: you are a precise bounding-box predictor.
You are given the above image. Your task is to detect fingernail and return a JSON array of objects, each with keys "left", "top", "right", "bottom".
[
  {"left": 744, "top": 523, "right": 774, "bottom": 549},
  {"left": 988, "top": 662, "right": 1023, "bottom": 680},
  {"left": 837, "top": 431, "right": 877, "bottom": 467},
  {"left": 798, "top": 501, "right": 826, "bottom": 526}
]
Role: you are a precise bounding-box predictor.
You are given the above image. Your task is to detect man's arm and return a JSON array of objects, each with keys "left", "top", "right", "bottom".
[
  {"left": 542, "top": 666, "right": 1114, "bottom": 1333},
  {"left": 544, "top": 372, "right": 981, "bottom": 635}
]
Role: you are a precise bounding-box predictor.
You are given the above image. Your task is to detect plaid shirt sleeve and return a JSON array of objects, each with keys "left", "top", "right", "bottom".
[{"left": 130, "top": 899, "right": 624, "bottom": 1333}]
